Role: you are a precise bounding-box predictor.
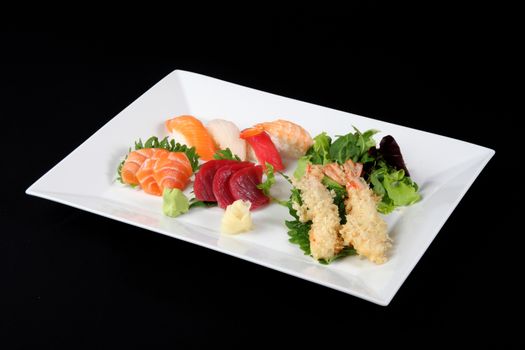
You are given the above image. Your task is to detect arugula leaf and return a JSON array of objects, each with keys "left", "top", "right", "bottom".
[
  {"left": 370, "top": 161, "right": 421, "bottom": 214},
  {"left": 329, "top": 128, "right": 378, "bottom": 164},
  {"left": 213, "top": 148, "right": 241, "bottom": 161}
]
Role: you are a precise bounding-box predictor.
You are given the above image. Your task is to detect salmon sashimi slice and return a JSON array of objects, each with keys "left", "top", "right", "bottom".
[
  {"left": 165, "top": 115, "right": 217, "bottom": 161},
  {"left": 121, "top": 148, "right": 155, "bottom": 185},
  {"left": 136, "top": 158, "right": 162, "bottom": 196},
  {"left": 153, "top": 152, "right": 193, "bottom": 191},
  {"left": 150, "top": 148, "right": 169, "bottom": 160},
  {"left": 254, "top": 119, "right": 313, "bottom": 158}
]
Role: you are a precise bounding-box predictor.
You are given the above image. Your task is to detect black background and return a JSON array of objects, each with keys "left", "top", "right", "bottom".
[{"left": 1, "top": 11, "right": 522, "bottom": 348}]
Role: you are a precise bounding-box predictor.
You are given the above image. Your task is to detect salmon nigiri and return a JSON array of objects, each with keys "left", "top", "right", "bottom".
[
  {"left": 153, "top": 152, "right": 193, "bottom": 191},
  {"left": 254, "top": 119, "right": 313, "bottom": 158},
  {"left": 165, "top": 115, "right": 217, "bottom": 161},
  {"left": 121, "top": 148, "right": 154, "bottom": 185}
]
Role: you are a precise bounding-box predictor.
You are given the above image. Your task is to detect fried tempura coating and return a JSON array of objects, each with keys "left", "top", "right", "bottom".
[
  {"left": 292, "top": 169, "right": 343, "bottom": 260},
  {"left": 340, "top": 184, "right": 391, "bottom": 264}
]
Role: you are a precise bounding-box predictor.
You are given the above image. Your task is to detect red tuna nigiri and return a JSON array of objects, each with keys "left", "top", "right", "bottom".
[
  {"left": 228, "top": 165, "right": 269, "bottom": 210},
  {"left": 239, "top": 128, "right": 284, "bottom": 171},
  {"left": 212, "top": 162, "right": 254, "bottom": 209}
]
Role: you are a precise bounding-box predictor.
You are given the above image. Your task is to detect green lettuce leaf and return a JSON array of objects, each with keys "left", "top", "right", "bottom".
[
  {"left": 370, "top": 161, "right": 421, "bottom": 214},
  {"left": 294, "top": 155, "right": 310, "bottom": 180},
  {"left": 306, "top": 132, "right": 332, "bottom": 165}
]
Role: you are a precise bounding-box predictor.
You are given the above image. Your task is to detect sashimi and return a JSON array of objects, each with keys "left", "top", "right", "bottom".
[
  {"left": 193, "top": 159, "right": 238, "bottom": 201},
  {"left": 213, "top": 162, "right": 254, "bottom": 208},
  {"left": 165, "top": 115, "right": 217, "bottom": 161},
  {"left": 153, "top": 152, "right": 193, "bottom": 191},
  {"left": 136, "top": 158, "right": 162, "bottom": 196},
  {"left": 229, "top": 165, "right": 269, "bottom": 210},
  {"left": 206, "top": 119, "right": 247, "bottom": 161},
  {"left": 150, "top": 148, "right": 170, "bottom": 160},
  {"left": 121, "top": 148, "right": 154, "bottom": 185},
  {"left": 240, "top": 128, "right": 284, "bottom": 171}
]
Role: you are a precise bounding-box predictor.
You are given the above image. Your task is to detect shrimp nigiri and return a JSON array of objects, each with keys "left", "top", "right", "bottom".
[
  {"left": 206, "top": 119, "right": 246, "bottom": 161},
  {"left": 254, "top": 119, "right": 313, "bottom": 158},
  {"left": 165, "top": 115, "right": 217, "bottom": 161}
]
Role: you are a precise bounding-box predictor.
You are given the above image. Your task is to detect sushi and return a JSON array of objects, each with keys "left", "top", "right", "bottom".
[
  {"left": 165, "top": 115, "right": 217, "bottom": 161},
  {"left": 239, "top": 128, "right": 284, "bottom": 171},
  {"left": 206, "top": 119, "right": 247, "bottom": 161},
  {"left": 254, "top": 119, "right": 313, "bottom": 158}
]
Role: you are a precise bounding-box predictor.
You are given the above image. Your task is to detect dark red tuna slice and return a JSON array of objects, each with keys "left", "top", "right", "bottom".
[
  {"left": 194, "top": 159, "right": 237, "bottom": 201},
  {"left": 228, "top": 165, "right": 269, "bottom": 210},
  {"left": 213, "top": 162, "right": 254, "bottom": 209}
]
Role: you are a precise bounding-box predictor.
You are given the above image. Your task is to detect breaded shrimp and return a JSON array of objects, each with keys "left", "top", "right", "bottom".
[
  {"left": 324, "top": 160, "right": 391, "bottom": 264},
  {"left": 292, "top": 165, "right": 343, "bottom": 260}
]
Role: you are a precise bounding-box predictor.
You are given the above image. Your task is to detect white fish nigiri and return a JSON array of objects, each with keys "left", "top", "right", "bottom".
[{"left": 206, "top": 119, "right": 247, "bottom": 161}]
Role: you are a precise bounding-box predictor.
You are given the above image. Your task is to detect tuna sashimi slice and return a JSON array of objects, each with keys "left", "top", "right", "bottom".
[
  {"left": 213, "top": 162, "right": 254, "bottom": 209},
  {"left": 194, "top": 159, "right": 238, "bottom": 201},
  {"left": 228, "top": 165, "right": 269, "bottom": 210}
]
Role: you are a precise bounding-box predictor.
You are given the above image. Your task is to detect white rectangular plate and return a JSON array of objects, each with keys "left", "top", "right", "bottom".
[{"left": 26, "top": 70, "right": 494, "bottom": 305}]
